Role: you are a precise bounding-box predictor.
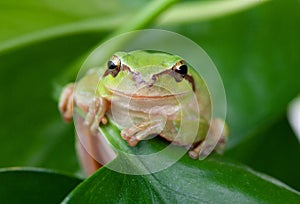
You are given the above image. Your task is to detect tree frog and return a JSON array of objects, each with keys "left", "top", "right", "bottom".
[{"left": 59, "top": 50, "right": 228, "bottom": 172}]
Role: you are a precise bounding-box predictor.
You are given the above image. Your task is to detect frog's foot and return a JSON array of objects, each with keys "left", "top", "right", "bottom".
[
  {"left": 59, "top": 83, "right": 75, "bottom": 122},
  {"left": 121, "top": 117, "right": 166, "bottom": 146},
  {"left": 84, "top": 97, "right": 108, "bottom": 134},
  {"left": 189, "top": 118, "right": 229, "bottom": 159}
]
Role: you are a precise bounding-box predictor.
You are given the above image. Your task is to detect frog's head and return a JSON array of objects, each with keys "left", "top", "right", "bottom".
[{"left": 101, "top": 51, "right": 196, "bottom": 97}]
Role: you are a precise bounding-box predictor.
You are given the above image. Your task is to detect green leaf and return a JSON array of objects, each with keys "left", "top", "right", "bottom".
[
  {"left": 0, "top": 0, "right": 130, "bottom": 52},
  {"left": 0, "top": 33, "right": 104, "bottom": 173},
  {"left": 158, "top": 0, "right": 268, "bottom": 25},
  {"left": 0, "top": 0, "right": 265, "bottom": 53},
  {"left": 226, "top": 116, "right": 300, "bottom": 191},
  {"left": 63, "top": 121, "right": 300, "bottom": 203},
  {"left": 64, "top": 159, "right": 300, "bottom": 203},
  {"left": 0, "top": 167, "right": 82, "bottom": 204}
]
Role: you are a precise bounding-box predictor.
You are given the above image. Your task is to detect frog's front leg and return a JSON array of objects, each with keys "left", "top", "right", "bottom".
[
  {"left": 84, "top": 97, "right": 108, "bottom": 134},
  {"left": 121, "top": 116, "right": 166, "bottom": 146},
  {"left": 189, "top": 118, "right": 229, "bottom": 159},
  {"left": 59, "top": 83, "right": 108, "bottom": 133}
]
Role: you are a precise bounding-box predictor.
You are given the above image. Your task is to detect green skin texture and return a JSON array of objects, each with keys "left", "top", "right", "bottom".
[{"left": 76, "top": 51, "right": 213, "bottom": 147}]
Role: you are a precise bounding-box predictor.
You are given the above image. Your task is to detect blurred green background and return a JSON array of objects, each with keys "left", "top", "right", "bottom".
[{"left": 0, "top": 0, "right": 300, "bottom": 202}]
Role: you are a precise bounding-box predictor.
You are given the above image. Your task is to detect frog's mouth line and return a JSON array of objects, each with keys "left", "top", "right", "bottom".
[{"left": 107, "top": 88, "right": 189, "bottom": 99}]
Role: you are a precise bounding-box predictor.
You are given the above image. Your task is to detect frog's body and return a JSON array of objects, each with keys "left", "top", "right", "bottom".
[{"left": 59, "top": 51, "right": 228, "bottom": 172}]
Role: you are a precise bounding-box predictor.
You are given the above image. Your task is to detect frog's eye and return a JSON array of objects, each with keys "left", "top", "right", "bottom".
[
  {"left": 172, "top": 61, "right": 188, "bottom": 82},
  {"left": 107, "top": 55, "right": 121, "bottom": 77},
  {"left": 107, "top": 55, "right": 121, "bottom": 70}
]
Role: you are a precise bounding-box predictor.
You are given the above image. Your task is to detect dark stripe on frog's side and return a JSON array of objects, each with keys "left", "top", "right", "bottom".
[
  {"left": 103, "top": 64, "right": 196, "bottom": 92},
  {"left": 184, "top": 74, "right": 195, "bottom": 92}
]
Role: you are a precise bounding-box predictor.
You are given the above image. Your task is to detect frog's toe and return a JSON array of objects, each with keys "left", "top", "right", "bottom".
[
  {"left": 121, "top": 125, "right": 142, "bottom": 141},
  {"left": 188, "top": 143, "right": 212, "bottom": 160},
  {"left": 188, "top": 119, "right": 229, "bottom": 160},
  {"left": 120, "top": 131, "right": 130, "bottom": 140},
  {"left": 188, "top": 142, "right": 203, "bottom": 160},
  {"left": 128, "top": 137, "right": 138, "bottom": 146},
  {"left": 58, "top": 83, "right": 75, "bottom": 122},
  {"left": 120, "top": 130, "right": 138, "bottom": 146},
  {"left": 101, "top": 117, "right": 107, "bottom": 125},
  {"left": 188, "top": 150, "right": 199, "bottom": 159},
  {"left": 121, "top": 118, "right": 165, "bottom": 147}
]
